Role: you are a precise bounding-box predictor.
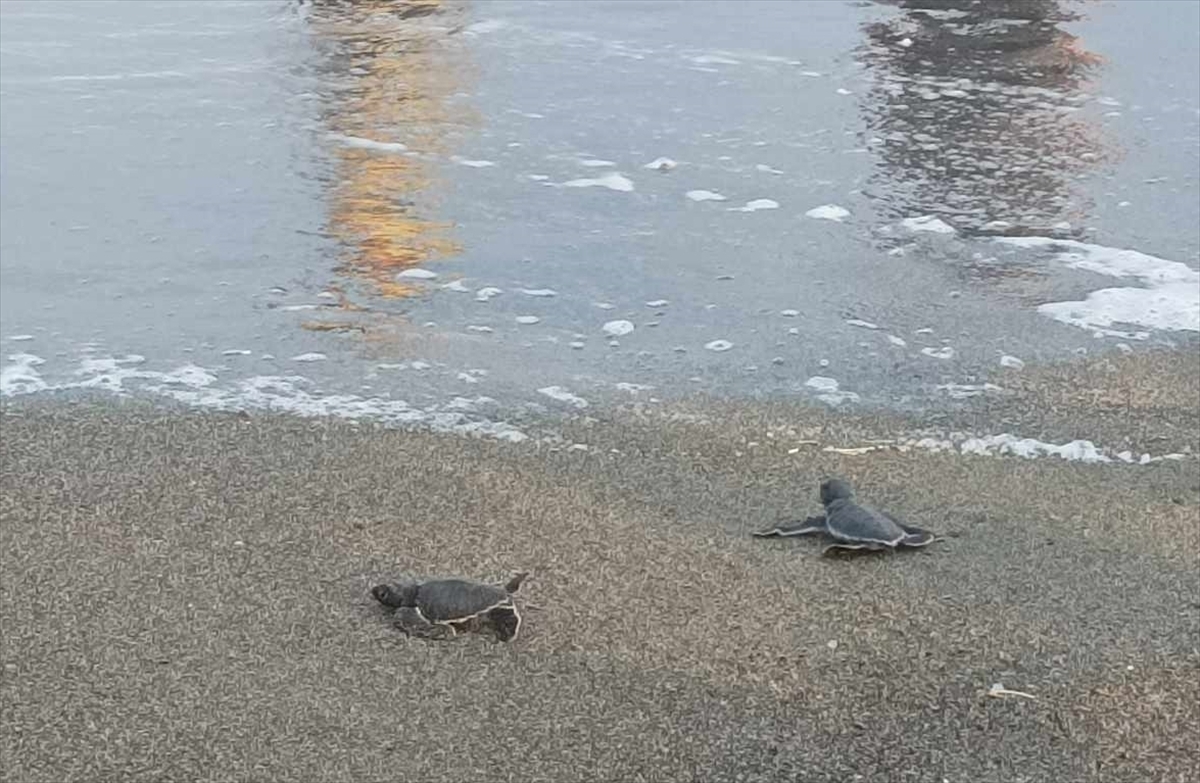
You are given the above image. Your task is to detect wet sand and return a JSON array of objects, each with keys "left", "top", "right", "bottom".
[{"left": 2, "top": 384, "right": 1198, "bottom": 783}]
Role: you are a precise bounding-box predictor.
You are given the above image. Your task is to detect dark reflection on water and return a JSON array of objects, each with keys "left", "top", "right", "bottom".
[
  {"left": 300, "top": 0, "right": 471, "bottom": 304},
  {"left": 858, "top": 0, "right": 1118, "bottom": 238}
]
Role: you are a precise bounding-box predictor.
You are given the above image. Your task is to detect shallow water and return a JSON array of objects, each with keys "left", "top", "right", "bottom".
[{"left": 2, "top": 0, "right": 1197, "bottom": 424}]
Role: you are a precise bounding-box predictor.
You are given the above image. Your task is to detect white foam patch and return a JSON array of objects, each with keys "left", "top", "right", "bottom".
[
  {"left": 845, "top": 319, "right": 879, "bottom": 330},
  {"left": 997, "top": 237, "right": 1200, "bottom": 335},
  {"left": 515, "top": 316, "right": 540, "bottom": 325},
  {"left": 998, "top": 237, "right": 1196, "bottom": 286},
  {"left": 691, "top": 54, "right": 740, "bottom": 65},
  {"left": 520, "top": 288, "right": 557, "bottom": 297},
  {"left": 163, "top": 364, "right": 220, "bottom": 387},
  {"left": 805, "top": 204, "right": 850, "bottom": 221},
  {"left": 912, "top": 434, "right": 1110, "bottom": 463},
  {"left": 67, "top": 356, "right": 177, "bottom": 394},
  {"left": 615, "top": 382, "right": 653, "bottom": 394},
  {"left": 537, "top": 386, "right": 589, "bottom": 408},
  {"left": 804, "top": 376, "right": 840, "bottom": 393},
  {"left": 578, "top": 159, "right": 615, "bottom": 167},
  {"left": 908, "top": 431, "right": 1186, "bottom": 466},
  {"left": 397, "top": 268, "right": 438, "bottom": 280},
  {"left": 464, "top": 19, "right": 508, "bottom": 35},
  {"left": 803, "top": 375, "right": 859, "bottom": 406},
  {"left": 686, "top": 190, "right": 727, "bottom": 202},
  {"left": 375, "top": 361, "right": 432, "bottom": 371},
  {"left": 887, "top": 335, "right": 907, "bottom": 347},
  {"left": 327, "top": 134, "right": 407, "bottom": 153},
  {"left": 7, "top": 335, "right": 34, "bottom": 342},
  {"left": 48, "top": 70, "right": 190, "bottom": 83},
  {"left": 728, "top": 198, "right": 779, "bottom": 213},
  {"left": 644, "top": 157, "right": 678, "bottom": 171},
  {"left": 755, "top": 164, "right": 783, "bottom": 174},
  {"left": 602, "top": 320, "right": 635, "bottom": 337},
  {"left": 1, "top": 355, "right": 529, "bottom": 442},
  {"left": 77, "top": 354, "right": 141, "bottom": 371},
  {"left": 1039, "top": 289, "right": 1190, "bottom": 338},
  {"left": 921, "top": 346, "right": 955, "bottom": 360},
  {"left": 451, "top": 156, "right": 496, "bottom": 168},
  {"left": 1, "top": 353, "right": 48, "bottom": 395},
  {"left": 442, "top": 280, "right": 471, "bottom": 292},
  {"left": 561, "top": 172, "right": 634, "bottom": 191},
  {"left": 291, "top": 353, "right": 327, "bottom": 363},
  {"left": 900, "top": 215, "right": 956, "bottom": 234},
  {"left": 475, "top": 287, "right": 503, "bottom": 301},
  {"left": 1000, "top": 355, "right": 1025, "bottom": 369},
  {"left": 704, "top": 339, "right": 733, "bottom": 352}
]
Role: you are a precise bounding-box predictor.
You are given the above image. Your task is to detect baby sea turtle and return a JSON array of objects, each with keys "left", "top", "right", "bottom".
[
  {"left": 753, "top": 478, "right": 935, "bottom": 555},
  {"left": 371, "top": 572, "right": 528, "bottom": 641}
]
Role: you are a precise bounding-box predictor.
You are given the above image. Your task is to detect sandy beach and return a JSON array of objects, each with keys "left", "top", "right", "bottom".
[
  {"left": 3, "top": 1, "right": 1199, "bottom": 780},
  {"left": 2, "top": 367, "right": 1197, "bottom": 782}
]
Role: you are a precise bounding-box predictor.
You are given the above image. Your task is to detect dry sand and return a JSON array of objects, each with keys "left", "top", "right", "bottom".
[{"left": 1, "top": 380, "right": 1198, "bottom": 782}]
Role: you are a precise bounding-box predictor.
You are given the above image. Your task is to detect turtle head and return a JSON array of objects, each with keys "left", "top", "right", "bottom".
[
  {"left": 371, "top": 584, "right": 399, "bottom": 607},
  {"left": 819, "top": 478, "right": 855, "bottom": 505},
  {"left": 371, "top": 582, "right": 418, "bottom": 608}
]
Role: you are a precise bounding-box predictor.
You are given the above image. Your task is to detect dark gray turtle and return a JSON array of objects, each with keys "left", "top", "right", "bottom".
[
  {"left": 371, "top": 572, "right": 528, "bottom": 641},
  {"left": 753, "top": 478, "right": 935, "bottom": 555}
]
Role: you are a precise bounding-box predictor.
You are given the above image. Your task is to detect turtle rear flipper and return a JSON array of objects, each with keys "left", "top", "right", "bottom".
[
  {"left": 752, "top": 514, "right": 827, "bottom": 538},
  {"left": 882, "top": 512, "right": 936, "bottom": 547},
  {"left": 897, "top": 525, "right": 935, "bottom": 547},
  {"left": 487, "top": 605, "right": 521, "bottom": 642}
]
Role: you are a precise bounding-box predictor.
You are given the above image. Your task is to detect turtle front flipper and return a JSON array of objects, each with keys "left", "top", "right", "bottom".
[
  {"left": 752, "top": 514, "right": 827, "bottom": 538},
  {"left": 486, "top": 605, "right": 522, "bottom": 642},
  {"left": 393, "top": 606, "right": 454, "bottom": 640}
]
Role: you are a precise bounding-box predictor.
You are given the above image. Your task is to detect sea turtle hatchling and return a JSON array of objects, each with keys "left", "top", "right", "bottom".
[
  {"left": 753, "top": 478, "right": 935, "bottom": 555},
  {"left": 371, "top": 572, "right": 528, "bottom": 641}
]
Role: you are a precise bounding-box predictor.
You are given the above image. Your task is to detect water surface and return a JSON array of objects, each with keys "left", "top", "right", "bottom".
[{"left": 2, "top": 0, "right": 1197, "bottom": 431}]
